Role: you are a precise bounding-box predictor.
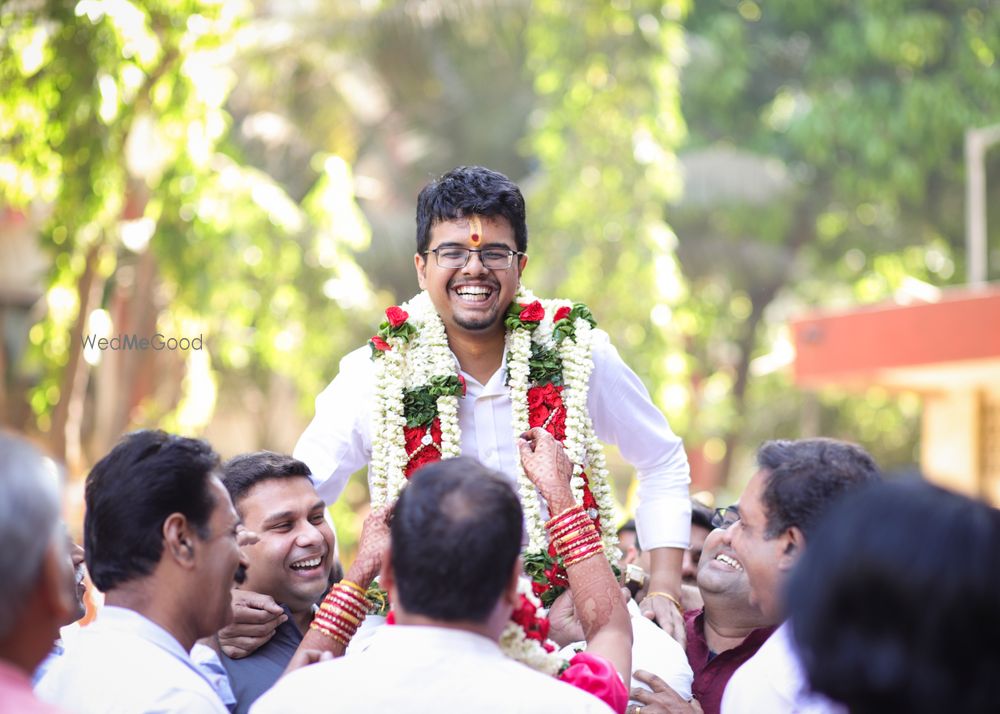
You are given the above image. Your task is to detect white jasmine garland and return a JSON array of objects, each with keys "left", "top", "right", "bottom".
[{"left": 369, "top": 288, "right": 619, "bottom": 561}]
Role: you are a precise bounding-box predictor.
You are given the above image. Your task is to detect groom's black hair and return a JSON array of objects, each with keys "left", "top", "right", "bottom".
[
  {"left": 415, "top": 166, "right": 528, "bottom": 254},
  {"left": 390, "top": 457, "right": 523, "bottom": 623}
]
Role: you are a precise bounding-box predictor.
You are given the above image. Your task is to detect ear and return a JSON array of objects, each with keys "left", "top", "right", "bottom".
[
  {"left": 776, "top": 526, "right": 806, "bottom": 572},
  {"left": 516, "top": 252, "right": 528, "bottom": 277},
  {"left": 502, "top": 556, "right": 523, "bottom": 609},
  {"left": 414, "top": 252, "right": 428, "bottom": 290},
  {"left": 163, "top": 513, "right": 197, "bottom": 570}
]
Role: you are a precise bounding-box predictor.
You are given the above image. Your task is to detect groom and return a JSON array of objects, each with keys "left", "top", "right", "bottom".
[{"left": 294, "top": 166, "right": 691, "bottom": 636}]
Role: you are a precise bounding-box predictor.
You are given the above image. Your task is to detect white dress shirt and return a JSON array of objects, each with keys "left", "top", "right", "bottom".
[
  {"left": 250, "top": 624, "right": 613, "bottom": 714},
  {"left": 295, "top": 328, "right": 691, "bottom": 549},
  {"left": 721, "top": 621, "right": 845, "bottom": 714},
  {"left": 35, "top": 606, "right": 229, "bottom": 714}
]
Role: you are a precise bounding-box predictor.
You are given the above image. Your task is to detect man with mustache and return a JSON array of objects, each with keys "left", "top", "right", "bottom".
[
  {"left": 628, "top": 512, "right": 777, "bottom": 714},
  {"left": 293, "top": 165, "right": 692, "bottom": 638},
  {"left": 36, "top": 430, "right": 247, "bottom": 714}
]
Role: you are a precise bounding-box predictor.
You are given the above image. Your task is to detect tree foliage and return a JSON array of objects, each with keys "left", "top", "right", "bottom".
[
  {"left": 673, "top": 0, "right": 1000, "bottom": 486},
  {"left": 0, "top": 0, "right": 377, "bottom": 469}
]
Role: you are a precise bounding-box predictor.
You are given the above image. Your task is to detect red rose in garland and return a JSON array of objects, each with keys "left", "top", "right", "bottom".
[
  {"left": 370, "top": 335, "right": 391, "bottom": 353},
  {"left": 403, "top": 418, "right": 443, "bottom": 478},
  {"left": 527, "top": 383, "right": 566, "bottom": 442},
  {"left": 553, "top": 305, "right": 571, "bottom": 322},
  {"left": 518, "top": 300, "right": 545, "bottom": 322},
  {"left": 385, "top": 306, "right": 409, "bottom": 328}
]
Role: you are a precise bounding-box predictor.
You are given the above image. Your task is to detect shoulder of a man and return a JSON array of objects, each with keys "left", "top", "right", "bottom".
[
  {"left": 38, "top": 625, "right": 225, "bottom": 714},
  {"left": 721, "top": 623, "right": 798, "bottom": 713},
  {"left": 221, "top": 616, "right": 301, "bottom": 710}
]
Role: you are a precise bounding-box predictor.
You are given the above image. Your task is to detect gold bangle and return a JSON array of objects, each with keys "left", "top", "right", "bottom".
[
  {"left": 647, "top": 591, "right": 684, "bottom": 614},
  {"left": 338, "top": 579, "right": 366, "bottom": 595}
]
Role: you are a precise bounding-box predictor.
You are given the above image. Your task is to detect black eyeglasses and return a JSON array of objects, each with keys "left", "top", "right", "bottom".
[
  {"left": 711, "top": 505, "right": 740, "bottom": 530},
  {"left": 424, "top": 246, "right": 524, "bottom": 270}
]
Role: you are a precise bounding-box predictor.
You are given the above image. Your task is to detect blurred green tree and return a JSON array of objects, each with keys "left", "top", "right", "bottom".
[
  {"left": 671, "top": 0, "right": 1000, "bottom": 487},
  {"left": 0, "top": 0, "right": 376, "bottom": 471}
]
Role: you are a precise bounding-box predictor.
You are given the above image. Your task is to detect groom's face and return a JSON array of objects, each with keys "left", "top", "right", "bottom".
[{"left": 415, "top": 215, "right": 527, "bottom": 338}]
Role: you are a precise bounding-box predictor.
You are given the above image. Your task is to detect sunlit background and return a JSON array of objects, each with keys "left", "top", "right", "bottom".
[{"left": 2, "top": 0, "right": 999, "bottom": 564}]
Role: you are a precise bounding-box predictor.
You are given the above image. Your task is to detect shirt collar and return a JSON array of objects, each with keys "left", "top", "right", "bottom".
[
  {"left": 95, "top": 606, "right": 214, "bottom": 685},
  {"left": 458, "top": 351, "right": 508, "bottom": 397},
  {"left": 370, "top": 624, "right": 502, "bottom": 657}
]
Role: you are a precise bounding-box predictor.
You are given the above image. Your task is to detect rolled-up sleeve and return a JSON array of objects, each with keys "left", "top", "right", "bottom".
[
  {"left": 588, "top": 330, "right": 691, "bottom": 550},
  {"left": 293, "top": 346, "right": 373, "bottom": 505}
]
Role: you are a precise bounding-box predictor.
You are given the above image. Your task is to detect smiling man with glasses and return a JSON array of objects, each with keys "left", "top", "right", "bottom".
[
  {"left": 719, "top": 438, "right": 881, "bottom": 714},
  {"left": 288, "top": 165, "right": 694, "bottom": 642}
]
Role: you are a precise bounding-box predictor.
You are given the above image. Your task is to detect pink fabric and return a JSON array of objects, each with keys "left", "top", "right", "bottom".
[
  {"left": 558, "top": 651, "right": 628, "bottom": 713},
  {"left": 0, "top": 660, "right": 68, "bottom": 714}
]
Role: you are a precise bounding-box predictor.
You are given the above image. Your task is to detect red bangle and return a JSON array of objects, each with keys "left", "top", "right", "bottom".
[
  {"left": 545, "top": 504, "right": 587, "bottom": 531},
  {"left": 323, "top": 593, "right": 367, "bottom": 619},
  {"left": 550, "top": 515, "right": 592, "bottom": 541},
  {"left": 313, "top": 611, "right": 357, "bottom": 641},
  {"left": 564, "top": 543, "right": 605, "bottom": 567}
]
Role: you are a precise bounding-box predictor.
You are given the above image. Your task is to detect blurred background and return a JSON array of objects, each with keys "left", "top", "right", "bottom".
[{"left": 2, "top": 0, "right": 999, "bottom": 560}]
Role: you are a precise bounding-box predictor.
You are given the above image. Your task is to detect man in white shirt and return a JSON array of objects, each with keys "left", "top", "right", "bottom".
[
  {"left": 251, "top": 456, "right": 612, "bottom": 714},
  {"left": 294, "top": 165, "right": 691, "bottom": 634},
  {"left": 36, "top": 430, "right": 248, "bottom": 714},
  {"left": 719, "top": 438, "right": 880, "bottom": 714}
]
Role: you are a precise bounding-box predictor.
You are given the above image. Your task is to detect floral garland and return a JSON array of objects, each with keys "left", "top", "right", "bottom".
[
  {"left": 367, "top": 287, "right": 619, "bottom": 604},
  {"left": 499, "top": 578, "right": 566, "bottom": 676}
]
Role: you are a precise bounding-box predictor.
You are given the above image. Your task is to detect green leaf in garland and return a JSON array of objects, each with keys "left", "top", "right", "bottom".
[
  {"left": 402, "top": 388, "right": 438, "bottom": 427},
  {"left": 503, "top": 300, "right": 541, "bottom": 332},
  {"left": 528, "top": 343, "right": 563, "bottom": 386},
  {"left": 378, "top": 319, "right": 419, "bottom": 344},
  {"left": 552, "top": 302, "right": 597, "bottom": 343}
]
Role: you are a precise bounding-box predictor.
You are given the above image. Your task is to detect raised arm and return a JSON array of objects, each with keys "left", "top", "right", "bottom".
[
  {"left": 287, "top": 504, "right": 391, "bottom": 669},
  {"left": 518, "top": 427, "right": 632, "bottom": 683}
]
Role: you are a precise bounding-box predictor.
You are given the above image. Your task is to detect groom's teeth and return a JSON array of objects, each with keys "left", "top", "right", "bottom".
[{"left": 455, "top": 286, "right": 492, "bottom": 302}]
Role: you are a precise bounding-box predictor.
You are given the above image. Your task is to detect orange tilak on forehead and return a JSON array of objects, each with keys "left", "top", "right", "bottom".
[{"left": 468, "top": 215, "right": 483, "bottom": 245}]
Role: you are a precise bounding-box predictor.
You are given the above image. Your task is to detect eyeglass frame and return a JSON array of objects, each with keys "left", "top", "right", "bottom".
[
  {"left": 711, "top": 505, "right": 741, "bottom": 530},
  {"left": 423, "top": 246, "right": 525, "bottom": 270}
]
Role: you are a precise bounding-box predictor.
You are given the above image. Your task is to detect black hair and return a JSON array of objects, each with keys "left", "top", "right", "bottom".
[
  {"left": 221, "top": 451, "right": 312, "bottom": 512},
  {"left": 415, "top": 166, "right": 528, "bottom": 254},
  {"left": 691, "top": 500, "right": 714, "bottom": 531},
  {"left": 756, "top": 438, "right": 880, "bottom": 539},
  {"left": 390, "top": 457, "right": 523, "bottom": 623},
  {"left": 788, "top": 479, "right": 1000, "bottom": 714},
  {"left": 84, "top": 430, "right": 221, "bottom": 592},
  {"left": 617, "top": 519, "right": 637, "bottom": 536}
]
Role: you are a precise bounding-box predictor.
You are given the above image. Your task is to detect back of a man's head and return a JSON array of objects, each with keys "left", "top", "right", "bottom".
[
  {"left": 85, "top": 429, "right": 220, "bottom": 592},
  {"left": 789, "top": 479, "right": 1000, "bottom": 714},
  {"left": 0, "top": 433, "right": 65, "bottom": 647},
  {"left": 390, "top": 457, "right": 523, "bottom": 623},
  {"left": 756, "top": 438, "right": 880, "bottom": 539},
  {"left": 221, "top": 451, "right": 312, "bottom": 514}
]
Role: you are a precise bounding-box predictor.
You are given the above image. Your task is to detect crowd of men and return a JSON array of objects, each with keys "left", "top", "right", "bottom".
[
  {"left": 4, "top": 427, "right": 999, "bottom": 714},
  {"left": 3, "top": 166, "right": 999, "bottom": 714}
]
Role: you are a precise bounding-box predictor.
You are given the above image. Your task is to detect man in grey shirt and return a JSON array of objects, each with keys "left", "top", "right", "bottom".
[{"left": 215, "top": 452, "right": 337, "bottom": 714}]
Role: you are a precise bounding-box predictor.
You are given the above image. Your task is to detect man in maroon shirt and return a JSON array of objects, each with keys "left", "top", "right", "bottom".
[
  {"left": 630, "top": 513, "right": 776, "bottom": 714},
  {"left": 682, "top": 519, "right": 777, "bottom": 714}
]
